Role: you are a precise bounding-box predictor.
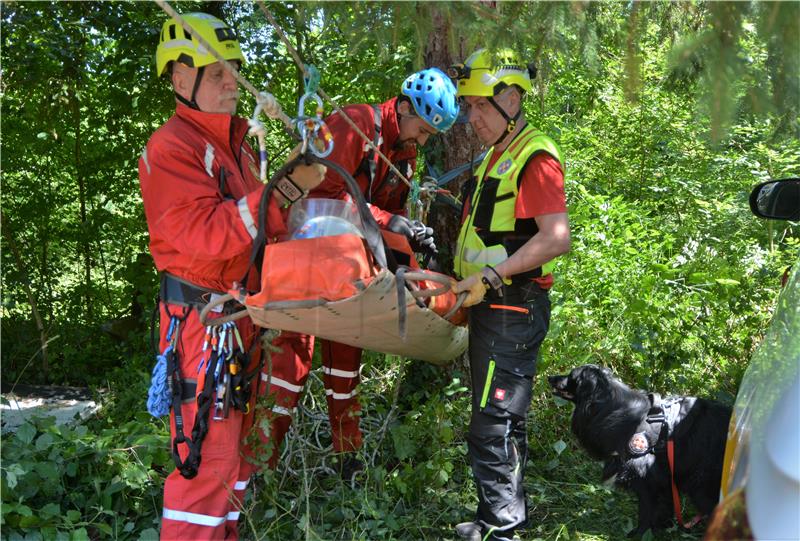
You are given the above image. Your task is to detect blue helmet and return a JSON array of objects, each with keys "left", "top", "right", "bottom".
[{"left": 401, "top": 67, "right": 459, "bottom": 132}]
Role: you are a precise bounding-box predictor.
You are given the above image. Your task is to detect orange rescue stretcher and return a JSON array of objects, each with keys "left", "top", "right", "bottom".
[{"left": 199, "top": 154, "right": 468, "bottom": 365}]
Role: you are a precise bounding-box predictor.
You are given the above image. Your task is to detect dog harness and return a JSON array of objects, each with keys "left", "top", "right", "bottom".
[
  {"left": 626, "top": 393, "right": 704, "bottom": 530},
  {"left": 626, "top": 393, "right": 681, "bottom": 456}
]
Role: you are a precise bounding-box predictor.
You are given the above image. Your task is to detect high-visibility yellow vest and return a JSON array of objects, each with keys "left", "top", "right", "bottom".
[{"left": 454, "top": 125, "right": 563, "bottom": 281}]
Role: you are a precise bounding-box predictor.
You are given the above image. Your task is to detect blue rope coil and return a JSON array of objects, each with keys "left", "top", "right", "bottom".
[{"left": 147, "top": 346, "right": 172, "bottom": 418}]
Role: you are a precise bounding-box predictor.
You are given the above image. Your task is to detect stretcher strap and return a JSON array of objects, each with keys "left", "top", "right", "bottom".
[{"left": 243, "top": 152, "right": 393, "bottom": 289}]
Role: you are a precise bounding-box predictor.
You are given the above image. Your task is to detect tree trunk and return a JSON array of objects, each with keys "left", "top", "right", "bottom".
[
  {"left": 67, "top": 4, "right": 93, "bottom": 321},
  {"left": 423, "top": 8, "right": 482, "bottom": 276},
  {"left": 423, "top": 7, "right": 484, "bottom": 379}
]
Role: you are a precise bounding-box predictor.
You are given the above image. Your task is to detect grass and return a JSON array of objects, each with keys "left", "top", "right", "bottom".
[{"left": 236, "top": 357, "right": 707, "bottom": 541}]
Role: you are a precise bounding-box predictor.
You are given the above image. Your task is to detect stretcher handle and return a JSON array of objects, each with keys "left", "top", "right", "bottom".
[
  {"left": 443, "top": 292, "right": 468, "bottom": 321},
  {"left": 398, "top": 271, "right": 467, "bottom": 321},
  {"left": 405, "top": 271, "right": 468, "bottom": 319},
  {"left": 399, "top": 271, "right": 451, "bottom": 298},
  {"left": 198, "top": 293, "right": 249, "bottom": 327}
]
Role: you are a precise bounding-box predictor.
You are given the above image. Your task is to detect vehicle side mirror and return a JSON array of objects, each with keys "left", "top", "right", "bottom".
[{"left": 749, "top": 178, "right": 800, "bottom": 221}]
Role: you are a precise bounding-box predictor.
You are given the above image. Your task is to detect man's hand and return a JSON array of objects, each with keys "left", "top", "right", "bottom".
[
  {"left": 387, "top": 215, "right": 437, "bottom": 254},
  {"left": 284, "top": 143, "right": 326, "bottom": 194},
  {"left": 453, "top": 273, "right": 488, "bottom": 307}
]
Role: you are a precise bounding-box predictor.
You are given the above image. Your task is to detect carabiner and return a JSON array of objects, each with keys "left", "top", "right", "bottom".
[{"left": 296, "top": 92, "right": 334, "bottom": 159}]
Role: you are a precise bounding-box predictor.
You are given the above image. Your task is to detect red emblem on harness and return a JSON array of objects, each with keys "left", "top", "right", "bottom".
[
  {"left": 628, "top": 432, "right": 649, "bottom": 454},
  {"left": 494, "top": 388, "right": 506, "bottom": 401}
]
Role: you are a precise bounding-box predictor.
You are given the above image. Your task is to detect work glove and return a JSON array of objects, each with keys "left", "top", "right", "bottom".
[
  {"left": 387, "top": 215, "right": 437, "bottom": 254},
  {"left": 452, "top": 273, "right": 488, "bottom": 307}
]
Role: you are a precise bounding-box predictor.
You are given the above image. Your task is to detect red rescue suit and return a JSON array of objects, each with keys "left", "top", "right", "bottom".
[
  {"left": 139, "top": 103, "right": 310, "bottom": 540},
  {"left": 305, "top": 97, "right": 417, "bottom": 452}
]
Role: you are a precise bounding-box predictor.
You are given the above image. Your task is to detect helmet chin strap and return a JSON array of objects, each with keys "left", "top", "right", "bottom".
[
  {"left": 174, "top": 66, "right": 206, "bottom": 111},
  {"left": 487, "top": 95, "right": 521, "bottom": 148}
]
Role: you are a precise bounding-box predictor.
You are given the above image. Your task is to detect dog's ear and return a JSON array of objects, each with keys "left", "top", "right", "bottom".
[{"left": 575, "top": 368, "right": 600, "bottom": 397}]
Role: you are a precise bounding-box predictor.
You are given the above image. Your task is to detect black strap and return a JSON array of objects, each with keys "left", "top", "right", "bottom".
[
  {"left": 242, "top": 151, "right": 396, "bottom": 287},
  {"left": 160, "top": 273, "right": 238, "bottom": 312},
  {"left": 174, "top": 66, "right": 206, "bottom": 111},
  {"left": 487, "top": 94, "right": 522, "bottom": 147},
  {"left": 394, "top": 267, "right": 425, "bottom": 341},
  {"left": 170, "top": 348, "right": 220, "bottom": 479}
]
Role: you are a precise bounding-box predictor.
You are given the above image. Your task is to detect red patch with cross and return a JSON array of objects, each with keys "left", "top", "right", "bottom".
[{"left": 494, "top": 388, "right": 507, "bottom": 401}]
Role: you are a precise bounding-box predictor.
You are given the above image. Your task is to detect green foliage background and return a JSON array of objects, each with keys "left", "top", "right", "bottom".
[{"left": 1, "top": 1, "right": 798, "bottom": 540}]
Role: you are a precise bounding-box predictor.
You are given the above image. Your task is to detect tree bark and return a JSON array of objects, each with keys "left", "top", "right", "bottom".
[
  {"left": 423, "top": 8, "right": 482, "bottom": 276},
  {"left": 423, "top": 7, "right": 484, "bottom": 378}
]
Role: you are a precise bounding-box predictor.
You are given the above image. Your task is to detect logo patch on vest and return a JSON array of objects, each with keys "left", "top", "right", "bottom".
[
  {"left": 628, "top": 432, "right": 649, "bottom": 455},
  {"left": 496, "top": 159, "right": 513, "bottom": 175},
  {"left": 494, "top": 388, "right": 506, "bottom": 401}
]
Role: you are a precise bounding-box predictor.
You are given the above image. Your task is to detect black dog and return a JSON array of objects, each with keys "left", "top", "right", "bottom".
[{"left": 547, "top": 364, "right": 731, "bottom": 537}]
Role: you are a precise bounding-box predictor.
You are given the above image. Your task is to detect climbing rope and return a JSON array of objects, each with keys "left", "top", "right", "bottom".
[
  {"left": 274, "top": 360, "right": 404, "bottom": 487},
  {"left": 155, "top": 1, "right": 294, "bottom": 132},
  {"left": 255, "top": 0, "right": 413, "bottom": 190},
  {"left": 147, "top": 315, "right": 181, "bottom": 418},
  {"left": 155, "top": 0, "right": 455, "bottom": 194}
]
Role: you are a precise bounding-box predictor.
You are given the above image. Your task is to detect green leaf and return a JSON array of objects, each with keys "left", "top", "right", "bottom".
[
  {"left": 36, "top": 132, "right": 48, "bottom": 140},
  {"left": 11, "top": 504, "right": 33, "bottom": 517},
  {"left": 18, "top": 514, "right": 41, "bottom": 528},
  {"left": 16, "top": 423, "right": 36, "bottom": 445},
  {"left": 34, "top": 462, "right": 60, "bottom": 482},
  {"left": 35, "top": 432, "right": 55, "bottom": 452},
  {"left": 137, "top": 529, "right": 159, "bottom": 541},
  {"left": 38, "top": 502, "right": 60, "bottom": 519},
  {"left": 715, "top": 278, "right": 740, "bottom": 286},
  {"left": 70, "top": 528, "right": 89, "bottom": 541},
  {"left": 5, "top": 470, "right": 18, "bottom": 490},
  {"left": 66, "top": 510, "right": 81, "bottom": 523},
  {"left": 390, "top": 425, "right": 415, "bottom": 461}
]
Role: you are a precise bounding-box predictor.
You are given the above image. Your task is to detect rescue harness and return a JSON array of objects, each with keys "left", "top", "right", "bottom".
[{"left": 147, "top": 274, "right": 263, "bottom": 479}]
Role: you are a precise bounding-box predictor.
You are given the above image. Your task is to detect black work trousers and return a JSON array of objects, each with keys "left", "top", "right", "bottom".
[{"left": 466, "top": 282, "right": 551, "bottom": 540}]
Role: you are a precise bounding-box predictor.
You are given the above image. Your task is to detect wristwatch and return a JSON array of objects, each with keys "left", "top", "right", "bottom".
[
  {"left": 275, "top": 174, "right": 304, "bottom": 204},
  {"left": 481, "top": 266, "right": 504, "bottom": 295}
]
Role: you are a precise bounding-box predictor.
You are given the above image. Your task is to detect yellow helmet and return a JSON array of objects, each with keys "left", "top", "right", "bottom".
[
  {"left": 155, "top": 12, "right": 244, "bottom": 77},
  {"left": 451, "top": 49, "right": 534, "bottom": 97}
]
